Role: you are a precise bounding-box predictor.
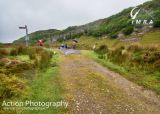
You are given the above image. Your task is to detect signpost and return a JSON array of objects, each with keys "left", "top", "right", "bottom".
[{"left": 19, "top": 25, "right": 29, "bottom": 46}]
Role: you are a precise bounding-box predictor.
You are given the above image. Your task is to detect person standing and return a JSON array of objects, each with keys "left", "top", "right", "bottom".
[
  {"left": 72, "top": 39, "right": 78, "bottom": 49},
  {"left": 72, "top": 41, "right": 76, "bottom": 49},
  {"left": 93, "top": 43, "right": 97, "bottom": 50}
]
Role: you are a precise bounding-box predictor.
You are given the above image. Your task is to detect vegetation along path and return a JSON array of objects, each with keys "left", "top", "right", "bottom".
[{"left": 60, "top": 52, "right": 160, "bottom": 114}]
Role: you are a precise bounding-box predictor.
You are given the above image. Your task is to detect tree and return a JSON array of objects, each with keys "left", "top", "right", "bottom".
[{"left": 153, "top": 10, "right": 160, "bottom": 27}]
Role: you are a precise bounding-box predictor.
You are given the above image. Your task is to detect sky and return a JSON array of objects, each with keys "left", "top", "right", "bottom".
[{"left": 0, "top": 0, "right": 148, "bottom": 43}]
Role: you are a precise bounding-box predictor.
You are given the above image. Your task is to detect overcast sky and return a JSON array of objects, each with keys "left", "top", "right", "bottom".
[{"left": 0, "top": 0, "right": 148, "bottom": 43}]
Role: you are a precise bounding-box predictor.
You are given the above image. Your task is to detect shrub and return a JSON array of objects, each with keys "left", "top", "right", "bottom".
[
  {"left": 127, "top": 44, "right": 143, "bottom": 52},
  {"left": 6, "top": 62, "right": 33, "bottom": 75},
  {"left": 0, "top": 61, "right": 5, "bottom": 67},
  {"left": 122, "top": 26, "right": 134, "bottom": 35},
  {"left": 24, "top": 47, "right": 53, "bottom": 69},
  {"left": 105, "top": 44, "right": 160, "bottom": 71},
  {"left": 27, "top": 48, "right": 36, "bottom": 60},
  {"left": 143, "top": 51, "right": 160, "bottom": 63},
  {"left": 95, "top": 45, "right": 109, "bottom": 55},
  {"left": 108, "top": 46, "right": 129, "bottom": 64},
  {"left": 0, "top": 74, "right": 26, "bottom": 99},
  {"left": 10, "top": 46, "right": 28, "bottom": 56},
  {"left": 0, "top": 49, "right": 9, "bottom": 58},
  {"left": 29, "top": 53, "right": 36, "bottom": 60},
  {"left": 144, "top": 45, "right": 158, "bottom": 51},
  {"left": 132, "top": 52, "right": 143, "bottom": 63},
  {"left": 16, "top": 45, "right": 27, "bottom": 55},
  {"left": 35, "top": 47, "right": 44, "bottom": 53},
  {"left": 154, "top": 60, "right": 160, "bottom": 70},
  {"left": 34, "top": 57, "right": 39, "bottom": 67},
  {"left": 131, "top": 48, "right": 160, "bottom": 70},
  {"left": 39, "top": 50, "right": 53, "bottom": 69},
  {"left": 10, "top": 49, "right": 18, "bottom": 56}
]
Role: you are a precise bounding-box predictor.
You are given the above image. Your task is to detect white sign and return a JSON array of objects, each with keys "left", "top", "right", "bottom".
[{"left": 130, "top": 7, "right": 154, "bottom": 25}]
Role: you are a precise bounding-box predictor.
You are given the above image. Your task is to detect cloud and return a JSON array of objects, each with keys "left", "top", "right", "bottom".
[{"left": 0, "top": 0, "right": 148, "bottom": 43}]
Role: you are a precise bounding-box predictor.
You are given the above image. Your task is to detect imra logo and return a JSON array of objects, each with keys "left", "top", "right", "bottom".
[{"left": 130, "top": 7, "right": 154, "bottom": 25}]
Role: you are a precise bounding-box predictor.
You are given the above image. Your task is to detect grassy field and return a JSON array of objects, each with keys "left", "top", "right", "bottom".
[{"left": 141, "top": 31, "right": 160, "bottom": 45}]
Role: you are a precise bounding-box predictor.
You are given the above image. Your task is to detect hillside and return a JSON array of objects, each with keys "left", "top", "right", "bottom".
[
  {"left": 13, "top": 29, "right": 60, "bottom": 44},
  {"left": 13, "top": 0, "right": 160, "bottom": 45}
]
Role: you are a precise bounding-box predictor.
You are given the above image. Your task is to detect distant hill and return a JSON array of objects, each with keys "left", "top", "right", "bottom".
[
  {"left": 13, "top": 29, "right": 60, "bottom": 44},
  {"left": 13, "top": 0, "right": 160, "bottom": 44}
]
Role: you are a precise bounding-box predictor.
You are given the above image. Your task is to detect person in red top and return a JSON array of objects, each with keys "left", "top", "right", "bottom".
[{"left": 37, "top": 40, "right": 44, "bottom": 46}]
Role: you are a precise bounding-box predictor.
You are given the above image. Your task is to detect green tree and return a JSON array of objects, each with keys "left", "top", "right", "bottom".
[{"left": 153, "top": 10, "right": 160, "bottom": 27}]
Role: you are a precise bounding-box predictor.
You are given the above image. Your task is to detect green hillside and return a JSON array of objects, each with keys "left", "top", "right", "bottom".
[
  {"left": 14, "top": 0, "right": 160, "bottom": 45},
  {"left": 13, "top": 29, "right": 60, "bottom": 44}
]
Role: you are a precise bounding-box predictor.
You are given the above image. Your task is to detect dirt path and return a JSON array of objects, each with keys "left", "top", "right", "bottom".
[{"left": 60, "top": 54, "right": 160, "bottom": 114}]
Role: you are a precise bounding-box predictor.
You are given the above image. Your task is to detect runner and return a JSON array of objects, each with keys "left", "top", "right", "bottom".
[
  {"left": 72, "top": 39, "right": 78, "bottom": 49},
  {"left": 37, "top": 40, "right": 44, "bottom": 46}
]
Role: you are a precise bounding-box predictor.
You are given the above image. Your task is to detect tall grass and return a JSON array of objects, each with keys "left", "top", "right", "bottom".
[
  {"left": 22, "top": 52, "right": 67, "bottom": 114},
  {"left": 38, "top": 50, "right": 53, "bottom": 69},
  {"left": 0, "top": 46, "right": 56, "bottom": 113},
  {"left": 92, "top": 44, "right": 160, "bottom": 94},
  {"left": 0, "top": 48, "right": 9, "bottom": 58},
  {"left": 94, "top": 45, "right": 108, "bottom": 59},
  {"left": 9, "top": 46, "right": 53, "bottom": 69},
  {"left": 102, "top": 44, "right": 160, "bottom": 71}
]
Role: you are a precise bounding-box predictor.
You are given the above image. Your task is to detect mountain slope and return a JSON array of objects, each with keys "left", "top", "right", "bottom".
[
  {"left": 13, "top": 0, "right": 160, "bottom": 44},
  {"left": 13, "top": 29, "right": 60, "bottom": 44}
]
